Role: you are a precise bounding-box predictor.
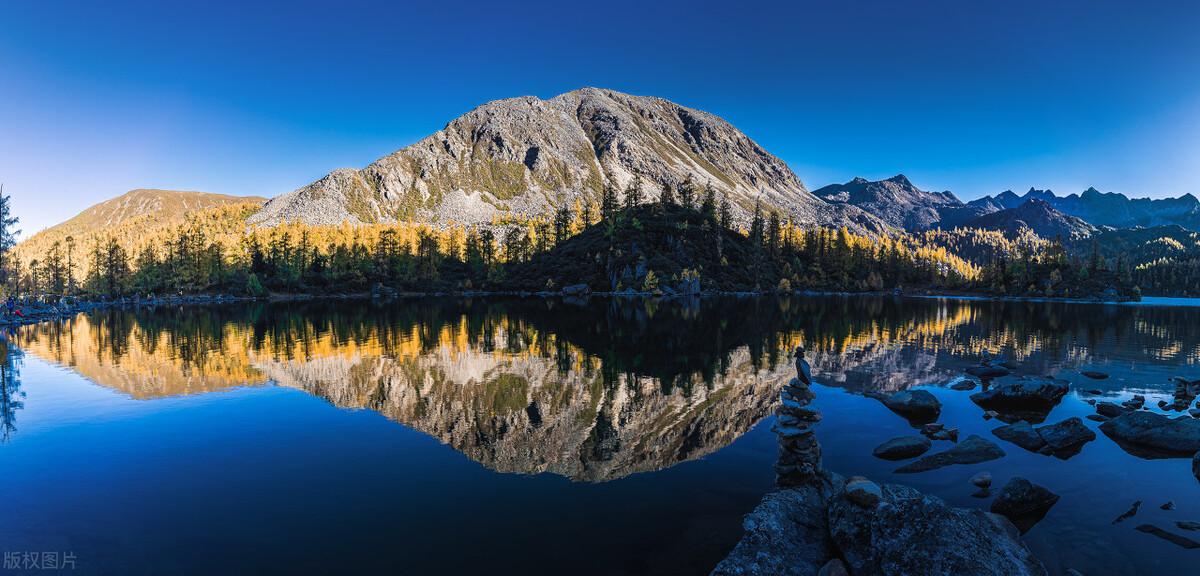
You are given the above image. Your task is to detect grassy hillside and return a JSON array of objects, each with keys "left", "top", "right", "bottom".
[{"left": 14, "top": 189, "right": 265, "bottom": 274}]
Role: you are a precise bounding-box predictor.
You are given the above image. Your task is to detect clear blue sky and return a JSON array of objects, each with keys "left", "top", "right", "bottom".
[{"left": 3, "top": 0, "right": 1199, "bottom": 234}]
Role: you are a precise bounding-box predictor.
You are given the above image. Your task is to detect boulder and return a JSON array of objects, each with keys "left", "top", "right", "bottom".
[
  {"left": 990, "top": 478, "right": 1059, "bottom": 533},
  {"left": 869, "top": 389, "right": 942, "bottom": 425},
  {"left": 844, "top": 477, "right": 883, "bottom": 508},
  {"left": 1081, "top": 371, "right": 1109, "bottom": 380},
  {"left": 895, "top": 435, "right": 1006, "bottom": 474},
  {"left": 827, "top": 481, "right": 1046, "bottom": 575},
  {"left": 992, "top": 421, "right": 1047, "bottom": 453},
  {"left": 1095, "top": 402, "right": 1130, "bottom": 418},
  {"left": 710, "top": 482, "right": 837, "bottom": 576},
  {"left": 950, "top": 380, "right": 977, "bottom": 391},
  {"left": 1099, "top": 411, "right": 1200, "bottom": 458},
  {"left": 872, "top": 436, "right": 932, "bottom": 460},
  {"left": 1035, "top": 417, "right": 1096, "bottom": 458},
  {"left": 971, "top": 471, "right": 993, "bottom": 489},
  {"left": 561, "top": 283, "right": 591, "bottom": 296},
  {"left": 971, "top": 381, "right": 1068, "bottom": 423}
]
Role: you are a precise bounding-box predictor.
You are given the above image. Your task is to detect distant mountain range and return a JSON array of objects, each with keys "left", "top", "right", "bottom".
[
  {"left": 814, "top": 175, "right": 1200, "bottom": 239},
  {"left": 250, "top": 87, "right": 884, "bottom": 232}
]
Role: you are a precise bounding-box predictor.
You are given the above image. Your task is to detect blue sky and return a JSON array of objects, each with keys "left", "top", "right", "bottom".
[{"left": 3, "top": 0, "right": 1199, "bottom": 234}]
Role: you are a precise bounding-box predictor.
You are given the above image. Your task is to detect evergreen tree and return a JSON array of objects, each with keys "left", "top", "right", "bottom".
[
  {"left": 0, "top": 187, "right": 18, "bottom": 289},
  {"left": 718, "top": 193, "right": 733, "bottom": 230},
  {"left": 679, "top": 176, "right": 696, "bottom": 210},
  {"left": 623, "top": 175, "right": 644, "bottom": 211},
  {"left": 600, "top": 182, "right": 619, "bottom": 222},
  {"left": 658, "top": 181, "right": 677, "bottom": 207}
]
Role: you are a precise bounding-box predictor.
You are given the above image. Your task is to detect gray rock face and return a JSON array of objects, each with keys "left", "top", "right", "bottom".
[
  {"left": 872, "top": 435, "right": 932, "bottom": 460},
  {"left": 827, "top": 481, "right": 1046, "bottom": 575},
  {"left": 870, "top": 389, "right": 942, "bottom": 424},
  {"left": 253, "top": 88, "right": 884, "bottom": 232},
  {"left": 711, "top": 482, "right": 837, "bottom": 576},
  {"left": 1099, "top": 411, "right": 1200, "bottom": 458},
  {"left": 990, "top": 478, "right": 1060, "bottom": 533},
  {"left": 970, "top": 380, "right": 1069, "bottom": 423},
  {"left": 895, "top": 435, "right": 1006, "bottom": 473}
]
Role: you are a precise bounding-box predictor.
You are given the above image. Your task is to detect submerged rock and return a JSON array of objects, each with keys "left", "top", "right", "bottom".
[
  {"left": 895, "top": 435, "right": 1006, "bottom": 473},
  {"left": 971, "top": 471, "right": 993, "bottom": 488},
  {"left": 990, "top": 477, "right": 1060, "bottom": 533},
  {"left": 872, "top": 436, "right": 932, "bottom": 460},
  {"left": 1081, "top": 371, "right": 1109, "bottom": 380},
  {"left": 868, "top": 389, "right": 942, "bottom": 425},
  {"left": 971, "top": 381, "right": 1068, "bottom": 423},
  {"left": 1099, "top": 411, "right": 1200, "bottom": 458},
  {"left": 967, "top": 365, "right": 1011, "bottom": 379},
  {"left": 1112, "top": 500, "right": 1141, "bottom": 524},
  {"left": 1177, "top": 521, "right": 1200, "bottom": 531},
  {"left": 992, "top": 421, "right": 1046, "bottom": 453},
  {"left": 1135, "top": 524, "right": 1200, "bottom": 549},
  {"left": 950, "top": 380, "right": 978, "bottom": 391}
]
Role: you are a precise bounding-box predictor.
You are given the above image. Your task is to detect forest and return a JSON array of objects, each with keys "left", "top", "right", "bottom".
[{"left": 0, "top": 179, "right": 1165, "bottom": 301}]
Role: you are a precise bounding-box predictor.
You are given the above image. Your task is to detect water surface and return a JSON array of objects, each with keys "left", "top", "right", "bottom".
[{"left": 2, "top": 297, "right": 1198, "bottom": 575}]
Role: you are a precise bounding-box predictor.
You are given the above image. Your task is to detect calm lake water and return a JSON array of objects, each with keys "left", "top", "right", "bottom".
[{"left": 1, "top": 296, "right": 1198, "bottom": 575}]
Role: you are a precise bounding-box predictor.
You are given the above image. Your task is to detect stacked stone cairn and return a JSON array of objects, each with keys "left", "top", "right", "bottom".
[{"left": 773, "top": 364, "right": 822, "bottom": 487}]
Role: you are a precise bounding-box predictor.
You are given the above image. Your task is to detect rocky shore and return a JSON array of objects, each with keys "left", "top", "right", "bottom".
[
  {"left": 712, "top": 360, "right": 1048, "bottom": 576},
  {"left": 0, "top": 294, "right": 255, "bottom": 328}
]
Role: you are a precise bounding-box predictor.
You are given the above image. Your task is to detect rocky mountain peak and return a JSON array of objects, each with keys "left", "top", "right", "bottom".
[{"left": 250, "top": 88, "right": 883, "bottom": 232}]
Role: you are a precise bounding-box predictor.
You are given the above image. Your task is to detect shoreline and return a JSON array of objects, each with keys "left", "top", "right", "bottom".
[{"left": 3, "top": 288, "right": 1196, "bottom": 331}]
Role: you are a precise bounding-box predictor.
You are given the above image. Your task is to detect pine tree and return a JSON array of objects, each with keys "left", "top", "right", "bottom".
[
  {"left": 718, "top": 193, "right": 732, "bottom": 230},
  {"left": 0, "top": 187, "right": 19, "bottom": 289},
  {"left": 658, "top": 181, "right": 677, "bottom": 207},
  {"left": 623, "top": 175, "right": 644, "bottom": 211},
  {"left": 600, "top": 182, "right": 619, "bottom": 222},
  {"left": 700, "top": 184, "right": 717, "bottom": 221},
  {"left": 679, "top": 175, "right": 696, "bottom": 210}
]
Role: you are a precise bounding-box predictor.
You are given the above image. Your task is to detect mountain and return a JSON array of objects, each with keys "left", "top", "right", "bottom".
[
  {"left": 970, "top": 187, "right": 1200, "bottom": 231},
  {"left": 14, "top": 189, "right": 265, "bottom": 269},
  {"left": 812, "top": 175, "right": 971, "bottom": 231},
  {"left": 251, "top": 87, "right": 883, "bottom": 232},
  {"left": 1069, "top": 224, "right": 1200, "bottom": 266},
  {"left": 963, "top": 198, "right": 1096, "bottom": 239}
]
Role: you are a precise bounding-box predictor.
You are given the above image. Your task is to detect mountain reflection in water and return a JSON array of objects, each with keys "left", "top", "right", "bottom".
[{"left": 11, "top": 296, "right": 1200, "bottom": 482}]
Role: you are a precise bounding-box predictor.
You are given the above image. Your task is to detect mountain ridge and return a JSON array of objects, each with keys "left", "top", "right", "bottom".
[{"left": 250, "top": 87, "right": 885, "bottom": 233}]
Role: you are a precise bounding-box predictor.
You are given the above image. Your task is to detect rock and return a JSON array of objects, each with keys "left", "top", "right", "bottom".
[
  {"left": 1083, "top": 389, "right": 1103, "bottom": 395},
  {"left": 561, "top": 283, "right": 590, "bottom": 296},
  {"left": 869, "top": 389, "right": 942, "bottom": 425},
  {"left": 1161, "top": 501, "right": 1175, "bottom": 511},
  {"left": 1034, "top": 417, "right": 1096, "bottom": 458},
  {"left": 1113, "top": 500, "right": 1141, "bottom": 524},
  {"left": 1065, "top": 570, "right": 1083, "bottom": 576},
  {"left": 992, "top": 421, "right": 1047, "bottom": 453},
  {"left": 895, "top": 435, "right": 1006, "bottom": 473},
  {"left": 1134, "top": 524, "right": 1200, "bottom": 549},
  {"left": 1086, "top": 414, "right": 1108, "bottom": 422},
  {"left": 827, "top": 480, "right": 1045, "bottom": 575},
  {"left": 1099, "top": 411, "right": 1200, "bottom": 458},
  {"left": 967, "top": 365, "right": 1011, "bottom": 379},
  {"left": 816, "top": 559, "right": 849, "bottom": 576},
  {"left": 970, "top": 380, "right": 1068, "bottom": 423},
  {"left": 1177, "top": 521, "right": 1200, "bottom": 531},
  {"left": 844, "top": 477, "right": 883, "bottom": 508},
  {"left": 971, "top": 471, "right": 993, "bottom": 488},
  {"left": 1189, "top": 408, "right": 1200, "bottom": 418},
  {"left": 1096, "top": 402, "right": 1130, "bottom": 418},
  {"left": 872, "top": 436, "right": 932, "bottom": 460},
  {"left": 1122, "top": 395, "right": 1146, "bottom": 410},
  {"left": 711, "top": 483, "right": 837, "bottom": 576},
  {"left": 983, "top": 410, "right": 1000, "bottom": 420},
  {"left": 950, "top": 380, "right": 977, "bottom": 391},
  {"left": 1158, "top": 400, "right": 1170, "bottom": 409},
  {"left": 1084, "top": 398, "right": 1096, "bottom": 405},
  {"left": 990, "top": 477, "right": 1060, "bottom": 533},
  {"left": 922, "top": 423, "right": 945, "bottom": 434},
  {"left": 1081, "top": 370, "right": 1109, "bottom": 380}
]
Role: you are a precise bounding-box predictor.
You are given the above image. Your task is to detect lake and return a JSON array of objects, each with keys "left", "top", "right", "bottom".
[{"left": 1, "top": 296, "right": 1198, "bottom": 575}]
